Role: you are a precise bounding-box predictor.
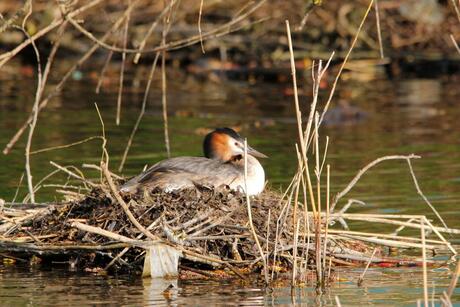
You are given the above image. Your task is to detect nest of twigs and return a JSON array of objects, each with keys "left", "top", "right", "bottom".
[
  {"left": 0, "top": 184, "right": 301, "bottom": 276},
  {"left": 0, "top": 175, "right": 456, "bottom": 281}
]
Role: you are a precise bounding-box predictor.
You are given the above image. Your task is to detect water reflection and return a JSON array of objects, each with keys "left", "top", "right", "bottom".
[{"left": 1, "top": 263, "right": 457, "bottom": 306}]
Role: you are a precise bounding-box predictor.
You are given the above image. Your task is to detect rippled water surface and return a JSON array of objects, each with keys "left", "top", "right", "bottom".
[{"left": 0, "top": 61, "right": 459, "bottom": 305}]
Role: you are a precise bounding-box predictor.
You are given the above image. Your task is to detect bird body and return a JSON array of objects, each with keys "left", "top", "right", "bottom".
[{"left": 120, "top": 128, "right": 266, "bottom": 196}]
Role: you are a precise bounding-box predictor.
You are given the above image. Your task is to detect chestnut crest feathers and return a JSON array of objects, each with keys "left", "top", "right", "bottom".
[{"left": 203, "top": 127, "right": 267, "bottom": 161}]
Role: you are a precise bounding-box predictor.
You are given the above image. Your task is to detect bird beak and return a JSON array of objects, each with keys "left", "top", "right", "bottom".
[{"left": 247, "top": 145, "right": 268, "bottom": 158}]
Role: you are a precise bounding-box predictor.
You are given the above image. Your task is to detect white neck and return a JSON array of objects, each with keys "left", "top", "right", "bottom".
[{"left": 244, "top": 155, "right": 265, "bottom": 196}]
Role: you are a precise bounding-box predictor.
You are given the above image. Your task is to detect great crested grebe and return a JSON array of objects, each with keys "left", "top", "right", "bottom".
[{"left": 120, "top": 128, "right": 267, "bottom": 196}]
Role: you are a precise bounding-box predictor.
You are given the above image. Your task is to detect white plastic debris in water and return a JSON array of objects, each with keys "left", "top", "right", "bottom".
[{"left": 143, "top": 243, "right": 181, "bottom": 278}]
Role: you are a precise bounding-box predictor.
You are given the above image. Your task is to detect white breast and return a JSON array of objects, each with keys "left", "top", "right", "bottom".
[{"left": 229, "top": 156, "right": 265, "bottom": 196}]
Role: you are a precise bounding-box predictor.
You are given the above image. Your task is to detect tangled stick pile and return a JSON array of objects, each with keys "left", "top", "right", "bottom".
[{"left": 1, "top": 172, "right": 455, "bottom": 282}]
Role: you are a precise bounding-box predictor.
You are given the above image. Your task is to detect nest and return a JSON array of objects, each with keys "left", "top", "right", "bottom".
[
  {"left": 0, "top": 177, "right": 456, "bottom": 281},
  {"left": 0, "top": 185, "right": 295, "bottom": 276}
]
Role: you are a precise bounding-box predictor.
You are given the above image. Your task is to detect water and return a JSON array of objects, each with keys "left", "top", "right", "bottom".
[
  {"left": 0, "top": 263, "right": 457, "bottom": 306},
  {"left": 0, "top": 61, "right": 459, "bottom": 305}
]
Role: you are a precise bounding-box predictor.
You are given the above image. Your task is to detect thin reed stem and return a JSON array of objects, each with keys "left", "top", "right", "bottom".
[
  {"left": 118, "top": 53, "right": 160, "bottom": 172},
  {"left": 198, "top": 0, "right": 205, "bottom": 53},
  {"left": 116, "top": 11, "right": 130, "bottom": 126},
  {"left": 319, "top": 0, "right": 374, "bottom": 126},
  {"left": 421, "top": 218, "right": 429, "bottom": 307},
  {"left": 374, "top": 0, "right": 384, "bottom": 58},
  {"left": 243, "top": 139, "right": 268, "bottom": 284}
]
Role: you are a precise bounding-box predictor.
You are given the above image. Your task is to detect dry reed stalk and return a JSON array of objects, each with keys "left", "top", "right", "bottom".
[
  {"left": 138, "top": 1, "right": 268, "bottom": 53},
  {"left": 161, "top": 5, "right": 172, "bottom": 158},
  {"left": 336, "top": 214, "right": 459, "bottom": 238},
  {"left": 318, "top": 0, "right": 374, "bottom": 126},
  {"left": 292, "top": 145, "right": 302, "bottom": 253},
  {"left": 133, "top": 0, "right": 177, "bottom": 63},
  {"left": 335, "top": 296, "right": 342, "bottom": 307},
  {"left": 422, "top": 217, "right": 456, "bottom": 254},
  {"left": 450, "top": 34, "right": 460, "bottom": 55},
  {"left": 71, "top": 221, "right": 153, "bottom": 246},
  {"left": 70, "top": 1, "right": 265, "bottom": 57},
  {"left": 292, "top": 219, "right": 301, "bottom": 285},
  {"left": 300, "top": 165, "right": 311, "bottom": 273},
  {"left": 198, "top": 0, "right": 205, "bottom": 53},
  {"left": 22, "top": 21, "right": 67, "bottom": 202},
  {"left": 326, "top": 229, "right": 445, "bottom": 245},
  {"left": 406, "top": 159, "right": 449, "bottom": 230},
  {"left": 95, "top": 103, "right": 157, "bottom": 242},
  {"left": 102, "top": 162, "right": 157, "bottom": 241},
  {"left": 444, "top": 260, "right": 460, "bottom": 305},
  {"left": 118, "top": 53, "right": 161, "bottom": 172},
  {"left": 450, "top": 0, "right": 460, "bottom": 23},
  {"left": 357, "top": 248, "right": 377, "bottom": 286},
  {"left": 49, "top": 161, "right": 97, "bottom": 188},
  {"left": 271, "top": 172, "right": 299, "bottom": 280},
  {"left": 293, "top": 146, "right": 310, "bottom": 274},
  {"left": 322, "top": 164, "right": 330, "bottom": 281},
  {"left": 82, "top": 164, "right": 123, "bottom": 180},
  {"left": 441, "top": 292, "right": 453, "bottom": 307},
  {"left": 391, "top": 217, "right": 417, "bottom": 235},
  {"left": 11, "top": 173, "right": 24, "bottom": 203},
  {"left": 421, "top": 218, "right": 429, "bottom": 307},
  {"left": 243, "top": 139, "right": 268, "bottom": 284},
  {"left": 266, "top": 209, "right": 271, "bottom": 258},
  {"left": 304, "top": 55, "right": 333, "bottom": 150},
  {"left": 23, "top": 31, "right": 43, "bottom": 203},
  {"left": 116, "top": 12, "right": 130, "bottom": 126},
  {"left": 331, "top": 154, "right": 420, "bottom": 211},
  {"left": 0, "top": 0, "right": 105, "bottom": 68},
  {"left": 30, "top": 136, "right": 103, "bottom": 155},
  {"left": 338, "top": 234, "right": 439, "bottom": 250},
  {"left": 314, "top": 112, "right": 323, "bottom": 287},
  {"left": 96, "top": 45, "right": 115, "bottom": 94},
  {"left": 374, "top": 0, "right": 384, "bottom": 58},
  {"left": 285, "top": 20, "right": 317, "bottom": 216},
  {"left": 3, "top": 1, "right": 138, "bottom": 155}
]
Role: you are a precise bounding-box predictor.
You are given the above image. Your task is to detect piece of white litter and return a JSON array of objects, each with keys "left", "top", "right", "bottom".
[{"left": 143, "top": 243, "right": 181, "bottom": 278}]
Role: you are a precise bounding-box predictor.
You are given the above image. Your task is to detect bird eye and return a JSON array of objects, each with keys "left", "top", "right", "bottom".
[{"left": 234, "top": 142, "right": 238, "bottom": 146}]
